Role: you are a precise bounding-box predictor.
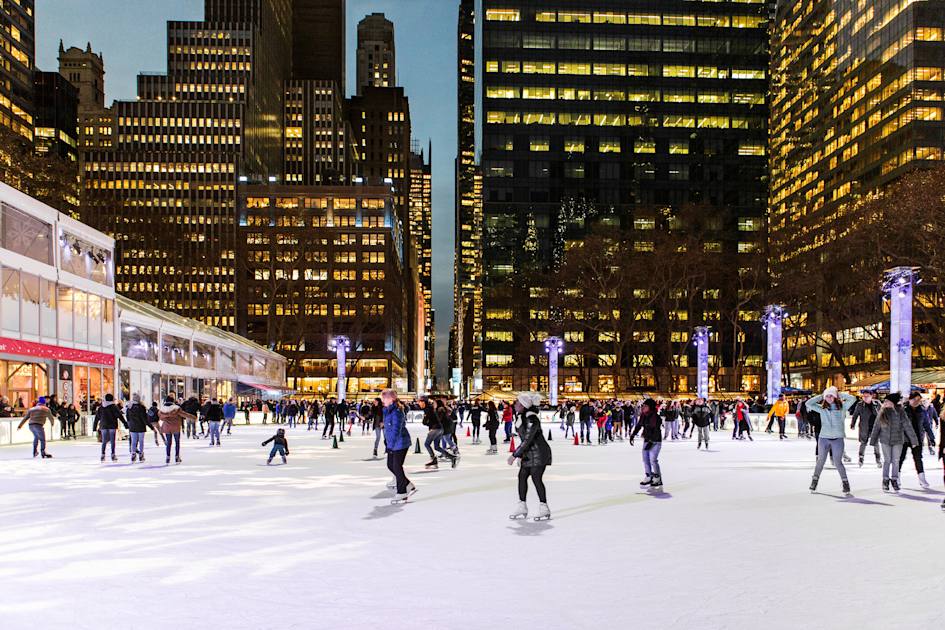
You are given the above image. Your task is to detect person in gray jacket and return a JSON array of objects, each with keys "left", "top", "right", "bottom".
[
  {"left": 869, "top": 393, "right": 918, "bottom": 492},
  {"left": 850, "top": 391, "right": 881, "bottom": 468}
]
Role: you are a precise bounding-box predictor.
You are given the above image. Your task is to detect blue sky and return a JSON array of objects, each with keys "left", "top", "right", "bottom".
[{"left": 36, "top": 0, "right": 457, "bottom": 380}]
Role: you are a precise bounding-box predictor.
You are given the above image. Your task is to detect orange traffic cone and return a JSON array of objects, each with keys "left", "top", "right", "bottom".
[
  {"left": 466, "top": 427, "right": 471, "bottom": 437},
  {"left": 573, "top": 434, "right": 579, "bottom": 446},
  {"left": 509, "top": 437, "right": 516, "bottom": 453}
]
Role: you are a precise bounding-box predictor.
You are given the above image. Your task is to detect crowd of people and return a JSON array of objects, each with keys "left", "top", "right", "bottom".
[{"left": 6, "top": 384, "right": 945, "bottom": 514}]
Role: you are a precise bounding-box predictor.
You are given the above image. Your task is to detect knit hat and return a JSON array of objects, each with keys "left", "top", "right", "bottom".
[
  {"left": 38, "top": 396, "right": 46, "bottom": 405},
  {"left": 132, "top": 393, "right": 140, "bottom": 403},
  {"left": 885, "top": 393, "right": 902, "bottom": 405},
  {"left": 105, "top": 393, "right": 114, "bottom": 402},
  {"left": 641, "top": 398, "right": 657, "bottom": 413},
  {"left": 516, "top": 391, "right": 542, "bottom": 409},
  {"left": 822, "top": 386, "right": 839, "bottom": 399}
]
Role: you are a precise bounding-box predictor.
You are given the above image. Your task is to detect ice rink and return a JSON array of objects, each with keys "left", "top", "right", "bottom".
[{"left": 1, "top": 422, "right": 943, "bottom": 630}]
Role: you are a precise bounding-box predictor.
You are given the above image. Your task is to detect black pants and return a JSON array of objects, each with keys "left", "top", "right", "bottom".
[
  {"left": 322, "top": 419, "right": 334, "bottom": 438},
  {"left": 488, "top": 427, "right": 498, "bottom": 446},
  {"left": 899, "top": 443, "right": 924, "bottom": 474},
  {"left": 777, "top": 417, "right": 786, "bottom": 436},
  {"left": 386, "top": 448, "right": 410, "bottom": 494},
  {"left": 472, "top": 420, "right": 480, "bottom": 440},
  {"left": 810, "top": 419, "right": 822, "bottom": 455},
  {"left": 518, "top": 464, "right": 547, "bottom": 502}
]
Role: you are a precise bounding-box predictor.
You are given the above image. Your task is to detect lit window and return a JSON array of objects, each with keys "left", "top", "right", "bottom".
[{"left": 485, "top": 9, "right": 520, "bottom": 21}]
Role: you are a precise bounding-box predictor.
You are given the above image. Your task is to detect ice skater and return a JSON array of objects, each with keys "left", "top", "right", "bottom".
[
  {"left": 900, "top": 391, "right": 931, "bottom": 489},
  {"left": 850, "top": 390, "right": 881, "bottom": 467},
  {"left": 382, "top": 389, "right": 415, "bottom": 504},
  {"left": 93, "top": 393, "right": 127, "bottom": 463},
  {"left": 16, "top": 397, "right": 55, "bottom": 459},
  {"left": 262, "top": 428, "right": 289, "bottom": 464},
  {"left": 485, "top": 401, "right": 500, "bottom": 454},
  {"left": 508, "top": 392, "right": 552, "bottom": 521},
  {"left": 126, "top": 394, "right": 158, "bottom": 462},
  {"left": 691, "top": 397, "right": 712, "bottom": 449},
  {"left": 158, "top": 395, "right": 194, "bottom": 465},
  {"left": 767, "top": 394, "right": 790, "bottom": 440},
  {"left": 869, "top": 393, "right": 917, "bottom": 492},
  {"left": 630, "top": 398, "right": 664, "bottom": 490},
  {"left": 807, "top": 387, "right": 855, "bottom": 494}
]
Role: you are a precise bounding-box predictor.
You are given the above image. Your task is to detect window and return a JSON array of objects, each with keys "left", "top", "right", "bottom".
[
  {"left": 599, "top": 139, "right": 621, "bottom": 153},
  {"left": 558, "top": 11, "right": 590, "bottom": 23},
  {"left": 670, "top": 141, "right": 689, "bottom": 154},
  {"left": 486, "top": 308, "right": 513, "bottom": 320},
  {"left": 193, "top": 342, "right": 216, "bottom": 370},
  {"left": 162, "top": 334, "right": 191, "bottom": 367},
  {"left": 594, "top": 36, "right": 626, "bottom": 51},
  {"left": 523, "top": 33, "right": 554, "bottom": 49},
  {"left": 594, "top": 113, "right": 625, "bottom": 126},
  {"left": 485, "top": 330, "right": 513, "bottom": 342},
  {"left": 485, "top": 354, "right": 513, "bottom": 367},
  {"left": 565, "top": 138, "right": 585, "bottom": 153},
  {"left": 522, "top": 86, "right": 555, "bottom": 99},
  {"left": 558, "top": 62, "right": 590, "bottom": 75},
  {"left": 530, "top": 137, "right": 550, "bottom": 152},
  {"left": 558, "top": 35, "right": 590, "bottom": 50},
  {"left": 523, "top": 61, "right": 556, "bottom": 74},
  {"left": 485, "top": 8, "right": 520, "bottom": 21},
  {"left": 664, "top": 65, "right": 695, "bottom": 78},
  {"left": 738, "top": 143, "right": 765, "bottom": 156},
  {"left": 522, "top": 112, "right": 555, "bottom": 125},
  {"left": 2, "top": 203, "right": 53, "bottom": 265},
  {"left": 535, "top": 11, "right": 556, "bottom": 23},
  {"left": 486, "top": 86, "right": 519, "bottom": 99},
  {"left": 593, "top": 63, "right": 627, "bottom": 76},
  {"left": 634, "top": 140, "right": 656, "bottom": 154}
]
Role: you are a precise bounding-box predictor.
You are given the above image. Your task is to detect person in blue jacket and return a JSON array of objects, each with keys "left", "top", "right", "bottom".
[
  {"left": 807, "top": 386, "right": 856, "bottom": 494},
  {"left": 222, "top": 398, "right": 237, "bottom": 435},
  {"left": 382, "top": 389, "right": 415, "bottom": 502}
]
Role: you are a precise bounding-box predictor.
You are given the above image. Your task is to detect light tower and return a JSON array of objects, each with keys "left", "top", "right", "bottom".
[
  {"left": 544, "top": 336, "right": 564, "bottom": 407},
  {"left": 761, "top": 305, "right": 787, "bottom": 402},
  {"left": 692, "top": 327, "right": 710, "bottom": 399},
  {"left": 328, "top": 335, "right": 351, "bottom": 402},
  {"left": 883, "top": 267, "right": 920, "bottom": 397}
]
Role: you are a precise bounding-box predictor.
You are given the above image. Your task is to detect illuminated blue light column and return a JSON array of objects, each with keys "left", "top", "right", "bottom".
[
  {"left": 762, "top": 305, "right": 786, "bottom": 402},
  {"left": 544, "top": 336, "right": 564, "bottom": 407},
  {"left": 693, "top": 327, "right": 710, "bottom": 399},
  {"left": 328, "top": 335, "right": 351, "bottom": 402},
  {"left": 883, "top": 267, "right": 920, "bottom": 397}
]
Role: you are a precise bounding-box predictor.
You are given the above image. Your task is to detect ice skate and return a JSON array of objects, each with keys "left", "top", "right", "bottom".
[
  {"left": 875, "top": 454, "right": 882, "bottom": 468},
  {"left": 809, "top": 477, "right": 819, "bottom": 493},
  {"left": 882, "top": 478, "right": 890, "bottom": 492},
  {"left": 842, "top": 480, "right": 851, "bottom": 496},
  {"left": 139, "top": 454, "right": 145, "bottom": 463},
  {"left": 373, "top": 448, "right": 378, "bottom": 458},
  {"left": 509, "top": 501, "right": 528, "bottom": 520},
  {"left": 891, "top": 478, "right": 900, "bottom": 492},
  {"left": 406, "top": 482, "right": 417, "bottom": 496},
  {"left": 131, "top": 453, "right": 137, "bottom": 463},
  {"left": 639, "top": 475, "right": 652, "bottom": 487},
  {"left": 424, "top": 459, "right": 438, "bottom": 470},
  {"left": 166, "top": 457, "right": 171, "bottom": 464},
  {"left": 650, "top": 475, "right": 664, "bottom": 491},
  {"left": 918, "top": 473, "right": 930, "bottom": 489},
  {"left": 175, "top": 456, "right": 182, "bottom": 464},
  {"left": 391, "top": 492, "right": 410, "bottom": 505},
  {"left": 111, "top": 454, "right": 117, "bottom": 462},
  {"left": 858, "top": 456, "right": 864, "bottom": 468},
  {"left": 534, "top": 502, "right": 551, "bottom": 521},
  {"left": 386, "top": 479, "right": 396, "bottom": 490},
  {"left": 100, "top": 454, "right": 105, "bottom": 462},
  {"left": 281, "top": 455, "right": 287, "bottom": 464},
  {"left": 266, "top": 458, "right": 272, "bottom": 465},
  {"left": 451, "top": 455, "right": 459, "bottom": 469},
  {"left": 42, "top": 452, "right": 52, "bottom": 458}
]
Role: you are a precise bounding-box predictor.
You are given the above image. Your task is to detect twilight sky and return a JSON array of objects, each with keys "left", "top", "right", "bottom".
[{"left": 36, "top": 0, "right": 457, "bottom": 380}]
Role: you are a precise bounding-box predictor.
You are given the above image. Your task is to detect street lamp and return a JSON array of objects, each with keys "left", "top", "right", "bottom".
[
  {"left": 692, "top": 327, "right": 710, "bottom": 399},
  {"left": 328, "top": 335, "right": 351, "bottom": 402},
  {"left": 883, "top": 267, "right": 920, "bottom": 397},
  {"left": 761, "top": 305, "right": 787, "bottom": 402},
  {"left": 544, "top": 336, "right": 564, "bottom": 407}
]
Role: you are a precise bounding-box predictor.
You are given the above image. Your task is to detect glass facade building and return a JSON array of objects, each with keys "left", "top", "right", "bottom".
[
  {"left": 0, "top": 0, "right": 34, "bottom": 140},
  {"left": 476, "top": 1, "right": 770, "bottom": 394}
]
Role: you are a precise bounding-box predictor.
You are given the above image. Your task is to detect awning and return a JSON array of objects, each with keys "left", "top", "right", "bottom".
[{"left": 853, "top": 367, "right": 945, "bottom": 388}]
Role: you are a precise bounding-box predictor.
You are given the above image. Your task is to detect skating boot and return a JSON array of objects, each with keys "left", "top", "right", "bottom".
[
  {"left": 175, "top": 456, "right": 182, "bottom": 464},
  {"left": 281, "top": 455, "right": 287, "bottom": 464},
  {"left": 139, "top": 454, "right": 145, "bottom": 463},
  {"left": 918, "top": 473, "right": 930, "bottom": 489},
  {"left": 534, "top": 502, "right": 551, "bottom": 522},
  {"left": 650, "top": 475, "right": 664, "bottom": 491},
  {"left": 639, "top": 475, "right": 653, "bottom": 487},
  {"left": 424, "top": 458, "right": 438, "bottom": 470},
  {"left": 41, "top": 452, "right": 52, "bottom": 458},
  {"left": 842, "top": 454, "right": 852, "bottom": 464},
  {"left": 882, "top": 478, "right": 890, "bottom": 492},
  {"left": 858, "top": 456, "right": 864, "bottom": 468},
  {"left": 891, "top": 478, "right": 900, "bottom": 492},
  {"left": 266, "top": 458, "right": 272, "bottom": 465},
  {"left": 33, "top": 450, "right": 38, "bottom": 458},
  {"left": 391, "top": 490, "right": 411, "bottom": 505},
  {"left": 101, "top": 454, "right": 106, "bottom": 462},
  {"left": 842, "top": 479, "right": 851, "bottom": 495},
  {"left": 406, "top": 482, "right": 417, "bottom": 497},
  {"left": 875, "top": 454, "right": 882, "bottom": 468},
  {"left": 509, "top": 501, "right": 528, "bottom": 520},
  {"left": 451, "top": 454, "right": 459, "bottom": 469},
  {"left": 132, "top": 453, "right": 138, "bottom": 463},
  {"left": 809, "top": 477, "right": 819, "bottom": 493},
  {"left": 386, "top": 478, "right": 396, "bottom": 490},
  {"left": 111, "top": 454, "right": 117, "bottom": 462},
  {"left": 373, "top": 448, "right": 378, "bottom": 458},
  {"left": 166, "top": 457, "right": 171, "bottom": 464}
]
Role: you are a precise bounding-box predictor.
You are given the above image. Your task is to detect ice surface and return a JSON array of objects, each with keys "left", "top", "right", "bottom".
[{"left": 1, "top": 424, "right": 943, "bottom": 630}]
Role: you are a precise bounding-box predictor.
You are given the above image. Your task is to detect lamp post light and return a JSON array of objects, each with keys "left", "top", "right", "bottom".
[
  {"left": 761, "top": 305, "right": 787, "bottom": 403},
  {"left": 692, "top": 327, "right": 710, "bottom": 399},
  {"left": 328, "top": 335, "right": 351, "bottom": 402},
  {"left": 544, "top": 336, "right": 564, "bottom": 407},
  {"left": 883, "top": 267, "right": 921, "bottom": 397}
]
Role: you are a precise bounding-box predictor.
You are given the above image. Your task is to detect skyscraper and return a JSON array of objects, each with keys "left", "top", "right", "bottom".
[
  {"left": 356, "top": 13, "right": 395, "bottom": 95},
  {"left": 0, "top": 0, "right": 35, "bottom": 140},
  {"left": 475, "top": 1, "right": 770, "bottom": 394},
  {"left": 283, "top": 79, "right": 353, "bottom": 185},
  {"left": 59, "top": 43, "right": 113, "bottom": 158},
  {"left": 291, "top": 0, "right": 346, "bottom": 88},
  {"left": 769, "top": 0, "right": 945, "bottom": 388},
  {"left": 82, "top": 0, "right": 292, "bottom": 329},
  {"left": 410, "top": 142, "right": 434, "bottom": 388},
  {"left": 453, "top": 0, "right": 482, "bottom": 392},
  {"left": 31, "top": 71, "right": 78, "bottom": 162}
]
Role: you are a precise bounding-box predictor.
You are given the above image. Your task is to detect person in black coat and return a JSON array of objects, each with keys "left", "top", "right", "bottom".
[
  {"left": 126, "top": 394, "right": 158, "bottom": 462},
  {"left": 262, "top": 428, "right": 289, "bottom": 464},
  {"left": 92, "top": 393, "right": 127, "bottom": 462},
  {"left": 629, "top": 398, "right": 664, "bottom": 488},
  {"left": 508, "top": 392, "right": 552, "bottom": 520}
]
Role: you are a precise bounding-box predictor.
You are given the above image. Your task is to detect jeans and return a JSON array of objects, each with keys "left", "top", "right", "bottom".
[
  {"left": 774, "top": 417, "right": 786, "bottom": 436},
  {"left": 858, "top": 439, "right": 880, "bottom": 460},
  {"left": 373, "top": 428, "right": 382, "bottom": 452},
  {"left": 642, "top": 442, "right": 662, "bottom": 476},
  {"left": 308, "top": 415, "right": 317, "bottom": 430},
  {"left": 697, "top": 426, "right": 710, "bottom": 446},
  {"left": 387, "top": 448, "right": 410, "bottom": 494},
  {"left": 164, "top": 432, "right": 181, "bottom": 459},
  {"left": 29, "top": 424, "right": 46, "bottom": 455},
  {"left": 881, "top": 443, "right": 903, "bottom": 480},
  {"left": 100, "top": 429, "right": 117, "bottom": 456},
  {"left": 223, "top": 417, "right": 234, "bottom": 434},
  {"left": 922, "top": 419, "right": 936, "bottom": 447},
  {"left": 268, "top": 443, "right": 286, "bottom": 459},
  {"left": 813, "top": 438, "right": 847, "bottom": 480},
  {"left": 564, "top": 423, "right": 574, "bottom": 438},
  {"left": 580, "top": 420, "right": 592, "bottom": 442},
  {"left": 518, "top": 464, "right": 547, "bottom": 502},
  {"left": 130, "top": 432, "right": 146, "bottom": 456},
  {"left": 424, "top": 429, "right": 449, "bottom": 458},
  {"left": 504, "top": 421, "right": 513, "bottom": 441},
  {"left": 488, "top": 428, "right": 498, "bottom": 447},
  {"left": 287, "top": 414, "right": 296, "bottom": 428},
  {"left": 185, "top": 419, "right": 197, "bottom": 438},
  {"left": 208, "top": 421, "right": 221, "bottom": 445}
]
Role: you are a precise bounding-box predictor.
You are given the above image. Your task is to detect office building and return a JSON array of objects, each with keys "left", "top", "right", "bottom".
[
  {"left": 31, "top": 70, "right": 78, "bottom": 162},
  {"left": 292, "top": 0, "right": 346, "bottom": 88},
  {"left": 356, "top": 12, "right": 395, "bottom": 94},
  {"left": 476, "top": 1, "right": 770, "bottom": 394},
  {"left": 410, "top": 142, "right": 434, "bottom": 387},
  {"left": 0, "top": 0, "right": 34, "bottom": 140},
  {"left": 283, "top": 79, "right": 353, "bottom": 184},
  {"left": 58, "top": 42, "right": 113, "bottom": 154}
]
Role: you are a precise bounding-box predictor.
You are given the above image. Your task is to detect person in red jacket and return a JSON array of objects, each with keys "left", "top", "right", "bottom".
[{"left": 733, "top": 398, "right": 753, "bottom": 441}]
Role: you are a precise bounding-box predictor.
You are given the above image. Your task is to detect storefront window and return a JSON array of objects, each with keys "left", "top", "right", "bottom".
[
  {"left": 1, "top": 203, "right": 53, "bottom": 265},
  {"left": 57, "top": 286, "right": 73, "bottom": 341},
  {"left": 102, "top": 299, "right": 114, "bottom": 350},
  {"left": 74, "top": 290, "right": 88, "bottom": 344},
  {"left": 162, "top": 334, "right": 191, "bottom": 366},
  {"left": 121, "top": 324, "right": 158, "bottom": 361},
  {"left": 75, "top": 365, "right": 89, "bottom": 412},
  {"left": 2, "top": 360, "right": 49, "bottom": 409},
  {"left": 88, "top": 367, "right": 102, "bottom": 408},
  {"left": 120, "top": 370, "right": 130, "bottom": 401},
  {"left": 2, "top": 268, "right": 19, "bottom": 333},
  {"left": 193, "top": 341, "right": 216, "bottom": 370},
  {"left": 88, "top": 293, "right": 102, "bottom": 346},
  {"left": 41, "top": 278, "right": 56, "bottom": 340},
  {"left": 102, "top": 368, "right": 114, "bottom": 403},
  {"left": 19, "top": 272, "right": 39, "bottom": 336}
]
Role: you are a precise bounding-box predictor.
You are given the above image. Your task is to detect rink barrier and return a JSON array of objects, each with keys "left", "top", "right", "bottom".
[{"left": 0, "top": 415, "right": 92, "bottom": 446}]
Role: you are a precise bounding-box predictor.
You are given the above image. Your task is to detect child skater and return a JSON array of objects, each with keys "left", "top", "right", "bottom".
[{"left": 262, "top": 428, "right": 289, "bottom": 464}]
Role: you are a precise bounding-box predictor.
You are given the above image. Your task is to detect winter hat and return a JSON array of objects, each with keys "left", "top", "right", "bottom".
[
  {"left": 641, "top": 398, "right": 657, "bottom": 414},
  {"left": 885, "top": 393, "right": 902, "bottom": 405},
  {"left": 105, "top": 393, "right": 114, "bottom": 402},
  {"left": 38, "top": 396, "right": 46, "bottom": 405},
  {"left": 822, "top": 386, "right": 839, "bottom": 399},
  {"left": 516, "top": 391, "right": 542, "bottom": 409}
]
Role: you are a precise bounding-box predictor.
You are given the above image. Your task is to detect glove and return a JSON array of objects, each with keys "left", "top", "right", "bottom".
[
  {"left": 629, "top": 438, "right": 634, "bottom": 446},
  {"left": 507, "top": 455, "right": 516, "bottom": 466},
  {"left": 849, "top": 423, "right": 855, "bottom": 430}
]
